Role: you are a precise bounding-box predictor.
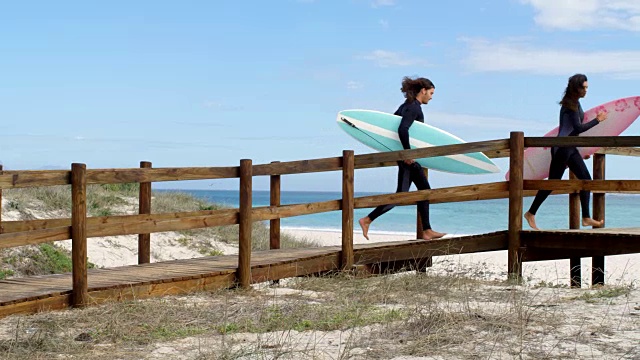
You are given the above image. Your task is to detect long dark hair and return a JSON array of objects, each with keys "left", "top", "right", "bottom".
[
  {"left": 559, "top": 74, "right": 587, "bottom": 111},
  {"left": 401, "top": 76, "right": 435, "bottom": 103}
]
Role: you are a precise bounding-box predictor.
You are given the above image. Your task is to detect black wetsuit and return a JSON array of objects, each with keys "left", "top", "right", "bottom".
[
  {"left": 528, "top": 102, "right": 600, "bottom": 218},
  {"left": 367, "top": 100, "right": 432, "bottom": 230}
]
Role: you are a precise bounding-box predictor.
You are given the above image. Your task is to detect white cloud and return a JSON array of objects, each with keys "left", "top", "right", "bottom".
[
  {"left": 359, "top": 50, "right": 429, "bottom": 67},
  {"left": 346, "top": 81, "right": 363, "bottom": 90},
  {"left": 461, "top": 38, "right": 640, "bottom": 79},
  {"left": 521, "top": 0, "right": 640, "bottom": 31},
  {"left": 203, "top": 101, "right": 244, "bottom": 111},
  {"left": 372, "top": 0, "right": 395, "bottom": 8},
  {"left": 379, "top": 19, "right": 389, "bottom": 29},
  {"left": 429, "top": 112, "right": 550, "bottom": 133}
]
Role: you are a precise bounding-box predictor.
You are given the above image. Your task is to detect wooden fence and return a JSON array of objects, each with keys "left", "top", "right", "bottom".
[{"left": 1, "top": 132, "right": 640, "bottom": 307}]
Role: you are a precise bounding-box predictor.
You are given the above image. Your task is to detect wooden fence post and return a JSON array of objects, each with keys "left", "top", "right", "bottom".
[
  {"left": 238, "top": 159, "right": 252, "bottom": 289},
  {"left": 508, "top": 131, "right": 524, "bottom": 281},
  {"left": 569, "top": 171, "right": 581, "bottom": 288},
  {"left": 592, "top": 153, "right": 606, "bottom": 286},
  {"left": 270, "top": 161, "right": 281, "bottom": 251},
  {"left": 71, "top": 163, "right": 88, "bottom": 307},
  {"left": 341, "top": 150, "right": 354, "bottom": 270},
  {"left": 416, "top": 168, "right": 432, "bottom": 271},
  {"left": 138, "top": 161, "right": 152, "bottom": 264}
]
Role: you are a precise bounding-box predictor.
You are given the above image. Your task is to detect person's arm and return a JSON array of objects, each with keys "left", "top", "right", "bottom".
[
  {"left": 398, "top": 105, "right": 419, "bottom": 150},
  {"left": 565, "top": 109, "right": 599, "bottom": 135}
]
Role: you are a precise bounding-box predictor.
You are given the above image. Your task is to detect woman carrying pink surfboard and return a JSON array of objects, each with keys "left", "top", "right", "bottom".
[{"left": 524, "top": 74, "right": 607, "bottom": 230}]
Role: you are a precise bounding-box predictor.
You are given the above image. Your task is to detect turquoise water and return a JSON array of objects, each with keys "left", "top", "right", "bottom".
[{"left": 158, "top": 189, "right": 640, "bottom": 236}]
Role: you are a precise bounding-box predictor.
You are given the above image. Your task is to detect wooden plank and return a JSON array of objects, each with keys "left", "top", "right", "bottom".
[
  {"left": 138, "top": 161, "right": 152, "bottom": 264},
  {"left": 253, "top": 157, "right": 342, "bottom": 176},
  {"left": 0, "top": 280, "right": 68, "bottom": 303},
  {"left": 355, "top": 182, "right": 509, "bottom": 209},
  {"left": 592, "top": 154, "right": 606, "bottom": 286},
  {"left": 71, "top": 163, "right": 88, "bottom": 308},
  {"left": 0, "top": 294, "right": 71, "bottom": 318},
  {"left": 354, "top": 139, "right": 510, "bottom": 169},
  {"left": 0, "top": 209, "right": 240, "bottom": 248},
  {"left": 341, "top": 150, "right": 355, "bottom": 270},
  {"left": 525, "top": 136, "right": 640, "bottom": 148},
  {"left": 2, "top": 218, "right": 71, "bottom": 233},
  {"left": 270, "top": 161, "right": 281, "bottom": 250},
  {"left": 484, "top": 146, "right": 640, "bottom": 159},
  {"left": 524, "top": 179, "right": 640, "bottom": 192},
  {"left": 597, "top": 147, "right": 640, "bottom": 157},
  {"left": 0, "top": 227, "right": 71, "bottom": 249},
  {"left": 508, "top": 132, "right": 524, "bottom": 280},
  {"left": 0, "top": 170, "right": 71, "bottom": 189},
  {"left": 2, "top": 207, "right": 240, "bottom": 234},
  {"left": 85, "top": 166, "right": 239, "bottom": 184},
  {"left": 87, "top": 273, "right": 236, "bottom": 303},
  {"left": 88, "top": 209, "right": 239, "bottom": 237},
  {"left": 354, "top": 232, "right": 508, "bottom": 264},
  {"left": 237, "top": 159, "right": 252, "bottom": 289},
  {"left": 2, "top": 198, "right": 341, "bottom": 237},
  {"left": 483, "top": 149, "right": 510, "bottom": 159},
  {"left": 252, "top": 201, "right": 341, "bottom": 221},
  {"left": 416, "top": 168, "right": 432, "bottom": 269},
  {"left": 569, "top": 172, "right": 581, "bottom": 288},
  {"left": 251, "top": 253, "right": 341, "bottom": 283}
]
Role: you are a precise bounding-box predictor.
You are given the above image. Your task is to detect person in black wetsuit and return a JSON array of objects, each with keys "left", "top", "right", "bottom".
[
  {"left": 358, "top": 76, "right": 446, "bottom": 241},
  {"left": 524, "top": 74, "right": 608, "bottom": 230}
]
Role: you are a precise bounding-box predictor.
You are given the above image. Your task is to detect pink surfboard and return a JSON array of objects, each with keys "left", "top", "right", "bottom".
[{"left": 506, "top": 96, "right": 640, "bottom": 180}]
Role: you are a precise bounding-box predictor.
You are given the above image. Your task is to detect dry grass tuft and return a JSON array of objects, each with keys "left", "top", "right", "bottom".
[{"left": 0, "top": 270, "right": 638, "bottom": 359}]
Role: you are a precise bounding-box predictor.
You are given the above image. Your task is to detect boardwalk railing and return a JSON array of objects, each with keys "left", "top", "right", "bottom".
[{"left": 1, "top": 132, "right": 640, "bottom": 307}]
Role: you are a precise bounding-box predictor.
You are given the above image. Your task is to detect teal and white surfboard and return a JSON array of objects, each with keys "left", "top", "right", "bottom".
[{"left": 337, "top": 109, "right": 500, "bottom": 175}]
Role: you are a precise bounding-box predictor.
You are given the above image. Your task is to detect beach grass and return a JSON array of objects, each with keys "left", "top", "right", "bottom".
[{"left": 0, "top": 270, "right": 637, "bottom": 359}]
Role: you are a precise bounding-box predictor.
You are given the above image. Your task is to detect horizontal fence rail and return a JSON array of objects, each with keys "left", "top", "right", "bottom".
[
  {"left": 0, "top": 170, "right": 70, "bottom": 189},
  {"left": 483, "top": 146, "right": 640, "bottom": 159},
  {"left": 0, "top": 167, "right": 241, "bottom": 189},
  {"left": 354, "top": 139, "right": 510, "bottom": 168},
  {"left": 524, "top": 136, "right": 640, "bottom": 148},
  {"left": 86, "top": 167, "right": 240, "bottom": 184},
  {"left": 524, "top": 179, "right": 640, "bottom": 192}
]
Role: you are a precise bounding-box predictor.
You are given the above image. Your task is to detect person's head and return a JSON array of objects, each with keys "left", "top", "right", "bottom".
[
  {"left": 560, "top": 73, "right": 588, "bottom": 110},
  {"left": 401, "top": 76, "right": 435, "bottom": 104}
]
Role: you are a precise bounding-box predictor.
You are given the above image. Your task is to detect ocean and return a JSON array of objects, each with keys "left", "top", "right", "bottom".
[{"left": 157, "top": 189, "right": 640, "bottom": 236}]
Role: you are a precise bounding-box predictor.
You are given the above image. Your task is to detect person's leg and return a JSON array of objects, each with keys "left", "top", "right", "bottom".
[
  {"left": 566, "top": 150, "right": 603, "bottom": 227},
  {"left": 359, "top": 164, "right": 412, "bottom": 240},
  {"left": 410, "top": 163, "right": 445, "bottom": 240},
  {"left": 524, "top": 148, "right": 569, "bottom": 230}
]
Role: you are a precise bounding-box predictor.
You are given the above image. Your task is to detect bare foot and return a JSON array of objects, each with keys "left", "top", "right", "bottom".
[
  {"left": 524, "top": 211, "right": 539, "bottom": 230},
  {"left": 582, "top": 217, "right": 604, "bottom": 227},
  {"left": 423, "top": 229, "right": 446, "bottom": 241},
  {"left": 358, "top": 217, "right": 371, "bottom": 240}
]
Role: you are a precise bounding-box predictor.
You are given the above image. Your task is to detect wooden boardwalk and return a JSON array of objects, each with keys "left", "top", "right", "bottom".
[
  {"left": 2, "top": 228, "right": 638, "bottom": 318},
  {"left": 0, "top": 232, "right": 508, "bottom": 318}
]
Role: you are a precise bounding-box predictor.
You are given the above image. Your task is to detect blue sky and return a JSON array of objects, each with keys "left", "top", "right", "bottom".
[{"left": 1, "top": 0, "right": 639, "bottom": 192}]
